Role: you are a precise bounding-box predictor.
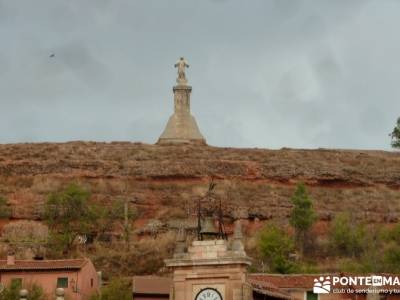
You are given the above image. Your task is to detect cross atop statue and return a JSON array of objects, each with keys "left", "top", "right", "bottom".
[{"left": 174, "top": 57, "right": 189, "bottom": 85}]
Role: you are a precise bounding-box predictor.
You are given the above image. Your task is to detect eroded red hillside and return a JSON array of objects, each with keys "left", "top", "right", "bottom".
[{"left": 0, "top": 142, "right": 399, "bottom": 231}]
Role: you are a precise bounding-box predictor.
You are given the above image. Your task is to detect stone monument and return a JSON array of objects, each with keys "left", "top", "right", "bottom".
[
  {"left": 157, "top": 57, "right": 206, "bottom": 145},
  {"left": 165, "top": 221, "right": 253, "bottom": 300}
]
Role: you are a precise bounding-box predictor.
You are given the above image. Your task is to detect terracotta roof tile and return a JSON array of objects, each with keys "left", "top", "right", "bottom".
[
  {"left": 250, "top": 274, "right": 318, "bottom": 289},
  {"left": 0, "top": 259, "right": 88, "bottom": 271},
  {"left": 249, "top": 278, "right": 293, "bottom": 299}
]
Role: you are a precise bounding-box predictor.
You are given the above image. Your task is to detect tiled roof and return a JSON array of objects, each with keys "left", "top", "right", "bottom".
[
  {"left": 132, "top": 276, "right": 171, "bottom": 295},
  {"left": 250, "top": 274, "right": 318, "bottom": 289},
  {"left": 0, "top": 259, "right": 88, "bottom": 271},
  {"left": 249, "top": 278, "right": 293, "bottom": 299}
]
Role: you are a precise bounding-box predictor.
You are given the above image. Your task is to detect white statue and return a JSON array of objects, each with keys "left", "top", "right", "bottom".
[{"left": 174, "top": 57, "right": 189, "bottom": 85}]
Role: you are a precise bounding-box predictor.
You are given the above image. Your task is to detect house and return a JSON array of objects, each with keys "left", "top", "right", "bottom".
[
  {"left": 0, "top": 255, "right": 99, "bottom": 300},
  {"left": 132, "top": 276, "right": 171, "bottom": 300}
]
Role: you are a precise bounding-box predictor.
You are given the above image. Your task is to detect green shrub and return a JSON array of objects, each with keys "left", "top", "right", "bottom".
[
  {"left": 90, "top": 278, "right": 131, "bottom": 300},
  {"left": 0, "top": 282, "right": 46, "bottom": 300},
  {"left": 329, "top": 213, "right": 365, "bottom": 257},
  {"left": 337, "top": 258, "right": 364, "bottom": 273},
  {"left": 334, "top": 223, "right": 400, "bottom": 273},
  {"left": 0, "top": 196, "right": 11, "bottom": 219},
  {"left": 93, "top": 198, "right": 137, "bottom": 248},
  {"left": 297, "top": 261, "right": 319, "bottom": 274},
  {"left": 357, "top": 225, "right": 385, "bottom": 272},
  {"left": 383, "top": 223, "right": 400, "bottom": 244},
  {"left": 0, "top": 279, "right": 20, "bottom": 300},
  {"left": 383, "top": 242, "right": 400, "bottom": 273},
  {"left": 27, "top": 284, "right": 46, "bottom": 300},
  {"left": 258, "top": 224, "right": 297, "bottom": 273}
]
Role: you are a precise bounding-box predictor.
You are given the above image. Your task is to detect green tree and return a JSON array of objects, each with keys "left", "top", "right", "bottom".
[
  {"left": 258, "top": 224, "right": 296, "bottom": 273},
  {"left": 44, "top": 183, "right": 139, "bottom": 256},
  {"left": 94, "top": 198, "right": 136, "bottom": 250},
  {"left": 289, "top": 183, "right": 316, "bottom": 255},
  {"left": 44, "top": 183, "right": 97, "bottom": 254},
  {"left": 390, "top": 117, "right": 400, "bottom": 148},
  {"left": 329, "top": 213, "right": 365, "bottom": 258}
]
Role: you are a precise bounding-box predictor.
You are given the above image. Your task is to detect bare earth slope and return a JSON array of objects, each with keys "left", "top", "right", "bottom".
[{"left": 0, "top": 142, "right": 399, "bottom": 228}]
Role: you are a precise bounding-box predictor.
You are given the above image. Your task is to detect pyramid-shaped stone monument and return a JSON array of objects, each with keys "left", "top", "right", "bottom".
[{"left": 157, "top": 57, "right": 206, "bottom": 145}]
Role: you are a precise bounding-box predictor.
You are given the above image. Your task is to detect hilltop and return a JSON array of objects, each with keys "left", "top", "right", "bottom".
[{"left": 0, "top": 141, "right": 399, "bottom": 226}]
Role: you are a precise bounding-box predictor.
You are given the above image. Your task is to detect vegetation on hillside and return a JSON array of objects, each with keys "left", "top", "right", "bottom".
[
  {"left": 256, "top": 183, "right": 400, "bottom": 274},
  {"left": 258, "top": 184, "right": 317, "bottom": 273},
  {"left": 328, "top": 212, "right": 365, "bottom": 258},
  {"left": 0, "top": 180, "right": 399, "bottom": 280},
  {"left": 289, "top": 183, "right": 316, "bottom": 256},
  {"left": 90, "top": 278, "right": 131, "bottom": 300},
  {"left": 42, "top": 183, "right": 138, "bottom": 256},
  {"left": 2, "top": 221, "right": 48, "bottom": 244},
  {"left": 0, "top": 196, "right": 11, "bottom": 219},
  {"left": 39, "top": 183, "right": 175, "bottom": 279},
  {"left": 44, "top": 183, "right": 98, "bottom": 254},
  {"left": 258, "top": 224, "right": 296, "bottom": 273}
]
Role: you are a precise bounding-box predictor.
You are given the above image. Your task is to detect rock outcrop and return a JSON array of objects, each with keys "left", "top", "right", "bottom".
[{"left": 0, "top": 142, "right": 399, "bottom": 231}]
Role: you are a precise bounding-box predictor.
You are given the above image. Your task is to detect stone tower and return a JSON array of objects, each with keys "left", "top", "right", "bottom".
[
  {"left": 157, "top": 57, "right": 206, "bottom": 145},
  {"left": 165, "top": 221, "right": 253, "bottom": 300}
]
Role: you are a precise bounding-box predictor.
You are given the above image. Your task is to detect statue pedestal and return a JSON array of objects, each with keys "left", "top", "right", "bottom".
[
  {"left": 165, "top": 240, "right": 252, "bottom": 300},
  {"left": 157, "top": 84, "right": 206, "bottom": 145}
]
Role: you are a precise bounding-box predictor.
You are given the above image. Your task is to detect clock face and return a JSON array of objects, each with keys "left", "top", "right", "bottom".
[{"left": 195, "top": 288, "right": 223, "bottom": 300}]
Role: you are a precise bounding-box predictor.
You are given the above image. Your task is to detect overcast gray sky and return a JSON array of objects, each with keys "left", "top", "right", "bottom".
[{"left": 1, "top": 0, "right": 399, "bottom": 149}]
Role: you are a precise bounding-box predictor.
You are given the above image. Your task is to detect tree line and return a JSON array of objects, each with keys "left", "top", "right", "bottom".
[{"left": 257, "top": 183, "right": 400, "bottom": 274}]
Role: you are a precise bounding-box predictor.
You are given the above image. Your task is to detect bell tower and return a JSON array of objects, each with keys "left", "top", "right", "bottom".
[
  {"left": 165, "top": 182, "right": 252, "bottom": 300},
  {"left": 157, "top": 57, "right": 206, "bottom": 145},
  {"left": 165, "top": 221, "right": 252, "bottom": 300}
]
